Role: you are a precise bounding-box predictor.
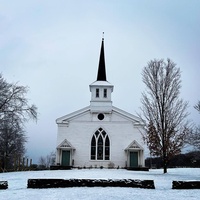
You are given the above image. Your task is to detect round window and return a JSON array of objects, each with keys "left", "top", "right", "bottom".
[{"left": 97, "top": 113, "right": 104, "bottom": 120}]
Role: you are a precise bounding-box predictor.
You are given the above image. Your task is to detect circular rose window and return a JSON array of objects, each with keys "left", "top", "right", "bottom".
[{"left": 97, "top": 113, "right": 104, "bottom": 120}]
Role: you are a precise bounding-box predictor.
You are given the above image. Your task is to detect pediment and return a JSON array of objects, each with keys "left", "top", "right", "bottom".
[
  {"left": 57, "top": 139, "right": 75, "bottom": 150},
  {"left": 125, "top": 140, "right": 143, "bottom": 151},
  {"left": 56, "top": 106, "right": 90, "bottom": 124},
  {"left": 112, "top": 106, "right": 145, "bottom": 126}
]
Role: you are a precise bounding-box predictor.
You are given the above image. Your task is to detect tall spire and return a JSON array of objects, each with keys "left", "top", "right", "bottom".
[{"left": 97, "top": 33, "right": 107, "bottom": 81}]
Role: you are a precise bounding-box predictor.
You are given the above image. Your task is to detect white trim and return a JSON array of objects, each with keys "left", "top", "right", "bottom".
[
  {"left": 57, "top": 139, "right": 75, "bottom": 150},
  {"left": 112, "top": 106, "right": 145, "bottom": 126},
  {"left": 56, "top": 106, "right": 90, "bottom": 123},
  {"left": 90, "top": 80, "right": 113, "bottom": 87},
  {"left": 56, "top": 105, "right": 145, "bottom": 126},
  {"left": 125, "top": 140, "right": 144, "bottom": 151},
  {"left": 90, "top": 127, "right": 110, "bottom": 161}
]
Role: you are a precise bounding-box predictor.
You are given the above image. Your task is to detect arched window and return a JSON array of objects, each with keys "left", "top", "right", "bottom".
[{"left": 90, "top": 128, "right": 110, "bottom": 160}]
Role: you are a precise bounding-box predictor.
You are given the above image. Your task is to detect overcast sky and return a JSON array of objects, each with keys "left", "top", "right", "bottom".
[{"left": 1, "top": 0, "right": 200, "bottom": 163}]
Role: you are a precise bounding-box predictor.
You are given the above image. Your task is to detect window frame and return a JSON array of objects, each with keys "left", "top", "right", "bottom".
[
  {"left": 90, "top": 128, "right": 110, "bottom": 161},
  {"left": 103, "top": 89, "right": 107, "bottom": 98},
  {"left": 96, "top": 88, "right": 99, "bottom": 98}
]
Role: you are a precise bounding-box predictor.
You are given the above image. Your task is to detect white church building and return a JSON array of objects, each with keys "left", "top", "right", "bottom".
[{"left": 55, "top": 38, "right": 146, "bottom": 169}]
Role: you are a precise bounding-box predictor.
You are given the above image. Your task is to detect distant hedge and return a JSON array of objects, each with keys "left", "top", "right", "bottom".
[{"left": 146, "top": 151, "right": 200, "bottom": 168}]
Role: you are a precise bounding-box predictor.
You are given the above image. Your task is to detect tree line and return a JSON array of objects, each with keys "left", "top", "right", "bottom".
[{"left": 145, "top": 151, "right": 200, "bottom": 168}]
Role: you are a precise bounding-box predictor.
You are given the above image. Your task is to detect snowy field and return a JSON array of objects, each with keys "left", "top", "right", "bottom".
[{"left": 1, "top": 168, "right": 200, "bottom": 200}]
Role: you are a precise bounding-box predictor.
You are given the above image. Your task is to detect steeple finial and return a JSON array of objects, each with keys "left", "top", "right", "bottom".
[{"left": 97, "top": 33, "right": 107, "bottom": 81}]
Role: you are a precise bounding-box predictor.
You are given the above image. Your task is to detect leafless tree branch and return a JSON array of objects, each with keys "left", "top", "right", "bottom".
[{"left": 139, "top": 59, "right": 189, "bottom": 173}]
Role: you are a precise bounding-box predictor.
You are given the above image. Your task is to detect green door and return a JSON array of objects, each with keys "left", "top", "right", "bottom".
[
  {"left": 130, "top": 152, "right": 138, "bottom": 167},
  {"left": 62, "top": 150, "right": 70, "bottom": 166}
]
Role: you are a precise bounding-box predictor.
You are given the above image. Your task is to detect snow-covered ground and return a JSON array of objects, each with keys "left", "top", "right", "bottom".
[{"left": 1, "top": 168, "right": 200, "bottom": 200}]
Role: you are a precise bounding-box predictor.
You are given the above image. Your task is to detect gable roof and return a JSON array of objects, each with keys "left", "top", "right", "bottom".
[
  {"left": 56, "top": 105, "right": 144, "bottom": 127},
  {"left": 112, "top": 106, "right": 144, "bottom": 126},
  {"left": 56, "top": 106, "right": 90, "bottom": 124},
  {"left": 125, "top": 140, "right": 144, "bottom": 151},
  {"left": 57, "top": 139, "right": 75, "bottom": 150}
]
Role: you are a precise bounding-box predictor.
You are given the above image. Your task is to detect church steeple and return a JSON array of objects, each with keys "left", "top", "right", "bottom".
[
  {"left": 97, "top": 37, "right": 107, "bottom": 81},
  {"left": 89, "top": 35, "right": 114, "bottom": 113}
]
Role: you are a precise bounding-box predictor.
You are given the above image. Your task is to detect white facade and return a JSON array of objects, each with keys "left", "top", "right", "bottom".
[{"left": 55, "top": 39, "right": 145, "bottom": 168}]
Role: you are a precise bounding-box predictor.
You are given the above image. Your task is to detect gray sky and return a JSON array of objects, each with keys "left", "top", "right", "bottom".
[{"left": 1, "top": 0, "right": 200, "bottom": 163}]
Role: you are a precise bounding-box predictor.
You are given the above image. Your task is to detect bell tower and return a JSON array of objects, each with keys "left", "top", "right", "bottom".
[{"left": 89, "top": 36, "right": 114, "bottom": 113}]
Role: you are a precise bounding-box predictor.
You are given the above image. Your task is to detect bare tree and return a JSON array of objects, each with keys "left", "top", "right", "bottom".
[
  {"left": 186, "top": 101, "right": 200, "bottom": 150},
  {"left": 46, "top": 151, "right": 56, "bottom": 168},
  {"left": 140, "top": 58, "right": 189, "bottom": 173},
  {"left": 187, "top": 126, "right": 200, "bottom": 150},
  {"left": 0, "top": 114, "right": 26, "bottom": 171},
  {"left": 38, "top": 156, "right": 46, "bottom": 169},
  {"left": 0, "top": 74, "right": 37, "bottom": 122},
  {"left": 194, "top": 101, "right": 200, "bottom": 113},
  {"left": 38, "top": 151, "right": 56, "bottom": 169},
  {"left": 0, "top": 73, "right": 37, "bottom": 171}
]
